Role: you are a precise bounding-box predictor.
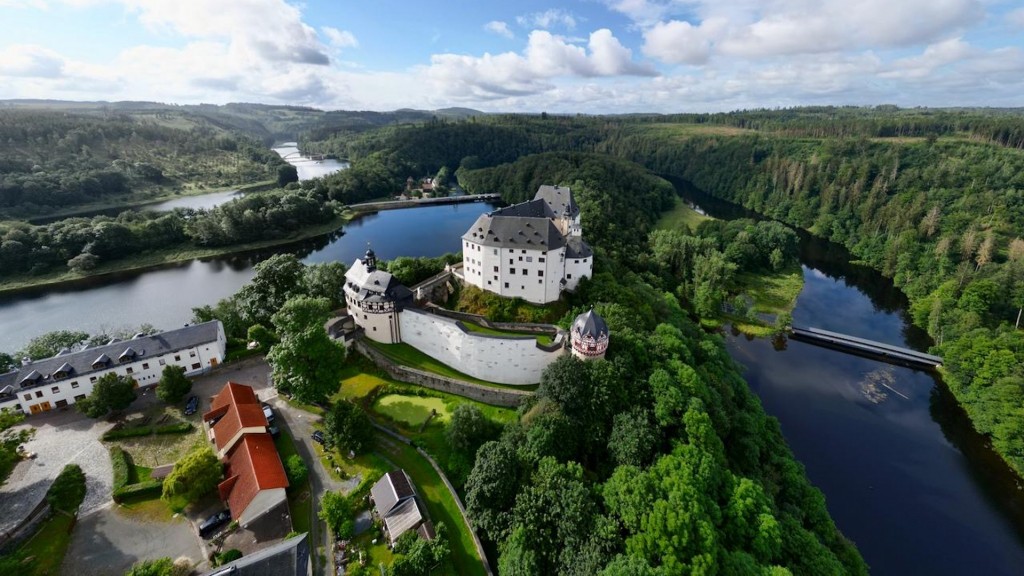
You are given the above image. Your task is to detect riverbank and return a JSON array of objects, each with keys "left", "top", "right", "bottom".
[
  {"left": 0, "top": 211, "right": 352, "bottom": 295},
  {"left": 22, "top": 179, "right": 278, "bottom": 224}
]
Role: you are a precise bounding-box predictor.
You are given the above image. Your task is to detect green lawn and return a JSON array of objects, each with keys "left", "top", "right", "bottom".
[
  {"left": 15, "top": 513, "right": 75, "bottom": 576},
  {"left": 364, "top": 340, "right": 537, "bottom": 390},
  {"left": 347, "top": 530, "right": 394, "bottom": 573},
  {"left": 374, "top": 395, "right": 451, "bottom": 427},
  {"left": 459, "top": 320, "right": 554, "bottom": 345},
  {"left": 374, "top": 433, "right": 486, "bottom": 576},
  {"left": 274, "top": 427, "right": 312, "bottom": 535},
  {"left": 727, "top": 262, "right": 804, "bottom": 337},
  {"left": 656, "top": 196, "right": 713, "bottom": 232}
]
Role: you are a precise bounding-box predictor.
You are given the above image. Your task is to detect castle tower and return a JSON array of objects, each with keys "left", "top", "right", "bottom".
[
  {"left": 364, "top": 247, "right": 377, "bottom": 271},
  {"left": 571, "top": 308, "right": 609, "bottom": 360}
]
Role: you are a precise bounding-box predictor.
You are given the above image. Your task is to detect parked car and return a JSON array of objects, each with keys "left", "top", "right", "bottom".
[
  {"left": 262, "top": 403, "right": 275, "bottom": 423},
  {"left": 268, "top": 424, "right": 280, "bottom": 438},
  {"left": 312, "top": 430, "right": 326, "bottom": 445},
  {"left": 184, "top": 395, "right": 199, "bottom": 416},
  {"left": 198, "top": 509, "right": 231, "bottom": 538}
]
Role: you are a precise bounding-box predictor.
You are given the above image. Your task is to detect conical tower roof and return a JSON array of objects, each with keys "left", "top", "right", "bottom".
[{"left": 572, "top": 308, "right": 608, "bottom": 340}]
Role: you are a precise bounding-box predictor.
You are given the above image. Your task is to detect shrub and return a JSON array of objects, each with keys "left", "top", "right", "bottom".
[
  {"left": 110, "top": 446, "right": 132, "bottom": 493},
  {"left": 216, "top": 550, "right": 243, "bottom": 566},
  {"left": 102, "top": 421, "right": 192, "bottom": 441},
  {"left": 285, "top": 454, "right": 308, "bottom": 486},
  {"left": 154, "top": 422, "right": 193, "bottom": 435},
  {"left": 47, "top": 464, "right": 86, "bottom": 513},
  {"left": 114, "top": 479, "right": 164, "bottom": 503},
  {"left": 162, "top": 446, "right": 222, "bottom": 503}
]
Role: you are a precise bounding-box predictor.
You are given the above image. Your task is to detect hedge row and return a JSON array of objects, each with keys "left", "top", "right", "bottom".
[
  {"left": 103, "top": 421, "right": 193, "bottom": 441},
  {"left": 114, "top": 480, "right": 163, "bottom": 503},
  {"left": 110, "top": 446, "right": 132, "bottom": 493}
]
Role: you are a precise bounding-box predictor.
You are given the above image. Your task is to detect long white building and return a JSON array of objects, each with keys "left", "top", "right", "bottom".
[
  {"left": 462, "top": 185, "right": 593, "bottom": 304},
  {"left": 0, "top": 321, "right": 226, "bottom": 416}
]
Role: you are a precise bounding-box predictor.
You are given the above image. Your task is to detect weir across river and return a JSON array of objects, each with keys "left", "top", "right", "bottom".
[{"left": 789, "top": 326, "right": 943, "bottom": 370}]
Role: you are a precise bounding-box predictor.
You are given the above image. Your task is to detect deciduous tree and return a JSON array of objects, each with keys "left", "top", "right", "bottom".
[
  {"left": 156, "top": 365, "right": 191, "bottom": 404},
  {"left": 162, "top": 446, "right": 222, "bottom": 503},
  {"left": 78, "top": 373, "right": 137, "bottom": 418}
]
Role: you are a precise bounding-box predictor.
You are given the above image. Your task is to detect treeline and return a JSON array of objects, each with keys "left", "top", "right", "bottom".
[
  {"left": 457, "top": 153, "right": 865, "bottom": 574},
  {"left": 616, "top": 131, "right": 1024, "bottom": 476},
  {"left": 0, "top": 188, "right": 338, "bottom": 277},
  {"left": 0, "top": 108, "right": 288, "bottom": 217}
]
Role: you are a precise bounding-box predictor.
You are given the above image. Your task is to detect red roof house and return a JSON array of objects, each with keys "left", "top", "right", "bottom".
[
  {"left": 204, "top": 382, "right": 290, "bottom": 528},
  {"left": 203, "top": 381, "right": 268, "bottom": 457},
  {"left": 218, "top": 432, "right": 290, "bottom": 526}
]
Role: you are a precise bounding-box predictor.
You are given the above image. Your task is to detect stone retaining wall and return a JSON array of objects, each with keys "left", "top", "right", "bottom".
[
  {"left": 354, "top": 340, "right": 531, "bottom": 407},
  {"left": 0, "top": 499, "right": 51, "bottom": 553}
]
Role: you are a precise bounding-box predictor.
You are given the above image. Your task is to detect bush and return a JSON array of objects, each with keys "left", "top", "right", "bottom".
[
  {"left": 154, "top": 422, "right": 193, "bottom": 435},
  {"left": 162, "top": 446, "right": 222, "bottom": 503},
  {"left": 47, "top": 464, "right": 86, "bottom": 513},
  {"left": 216, "top": 549, "right": 243, "bottom": 566},
  {"left": 110, "top": 446, "right": 132, "bottom": 493},
  {"left": 114, "top": 480, "right": 164, "bottom": 502},
  {"left": 285, "top": 454, "right": 308, "bottom": 486},
  {"left": 102, "top": 421, "right": 192, "bottom": 441}
]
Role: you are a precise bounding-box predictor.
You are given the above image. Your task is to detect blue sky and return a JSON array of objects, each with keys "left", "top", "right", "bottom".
[{"left": 1, "top": 0, "right": 1022, "bottom": 112}]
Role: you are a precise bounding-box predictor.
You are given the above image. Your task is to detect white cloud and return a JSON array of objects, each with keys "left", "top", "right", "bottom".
[
  {"left": 631, "top": 0, "right": 983, "bottom": 64},
  {"left": 0, "top": 44, "right": 65, "bottom": 77},
  {"left": 322, "top": 27, "right": 358, "bottom": 49},
  {"left": 484, "top": 20, "right": 515, "bottom": 39},
  {"left": 425, "top": 29, "right": 655, "bottom": 100},
  {"left": 517, "top": 9, "right": 578, "bottom": 30},
  {"left": 1008, "top": 8, "right": 1024, "bottom": 29}
]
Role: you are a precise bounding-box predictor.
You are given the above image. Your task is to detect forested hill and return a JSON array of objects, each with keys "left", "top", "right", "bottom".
[
  {"left": 0, "top": 101, "right": 483, "bottom": 218},
  {"left": 303, "top": 108, "right": 1024, "bottom": 481},
  {"left": 453, "top": 152, "right": 866, "bottom": 574}
]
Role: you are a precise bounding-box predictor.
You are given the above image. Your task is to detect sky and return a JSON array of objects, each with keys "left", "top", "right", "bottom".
[{"left": 0, "top": 0, "right": 1022, "bottom": 113}]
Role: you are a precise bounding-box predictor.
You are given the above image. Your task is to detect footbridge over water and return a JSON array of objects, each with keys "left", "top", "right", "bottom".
[{"left": 789, "top": 326, "right": 943, "bottom": 371}]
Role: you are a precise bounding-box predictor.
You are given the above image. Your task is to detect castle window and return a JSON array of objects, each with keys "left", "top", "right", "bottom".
[
  {"left": 75, "top": 394, "right": 86, "bottom": 401},
  {"left": 126, "top": 367, "right": 133, "bottom": 374},
  {"left": 142, "top": 363, "right": 149, "bottom": 370},
  {"left": 526, "top": 256, "right": 533, "bottom": 262},
  {"left": 71, "top": 382, "right": 79, "bottom": 389},
  {"left": 539, "top": 257, "right": 545, "bottom": 262},
  {"left": 159, "top": 359, "right": 166, "bottom": 366},
  {"left": 35, "top": 391, "right": 43, "bottom": 398},
  {"left": 23, "top": 394, "right": 31, "bottom": 401},
  {"left": 493, "top": 249, "right": 498, "bottom": 255},
  {"left": 51, "top": 387, "right": 59, "bottom": 394},
  {"left": 522, "top": 269, "right": 528, "bottom": 275},
  {"left": 504, "top": 283, "right": 509, "bottom": 288},
  {"left": 510, "top": 268, "right": 516, "bottom": 274},
  {"left": 538, "top": 270, "right": 544, "bottom": 277},
  {"left": 567, "top": 274, "right": 573, "bottom": 279},
  {"left": 509, "top": 259, "right": 513, "bottom": 265},
  {"left": 493, "top": 266, "right": 498, "bottom": 272}
]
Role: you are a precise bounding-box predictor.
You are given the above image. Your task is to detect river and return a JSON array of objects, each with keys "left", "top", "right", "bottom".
[
  {"left": 0, "top": 202, "right": 498, "bottom": 354},
  {"left": 677, "top": 183, "right": 1024, "bottom": 575}
]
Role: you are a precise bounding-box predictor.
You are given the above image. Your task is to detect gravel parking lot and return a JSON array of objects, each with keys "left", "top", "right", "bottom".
[{"left": 0, "top": 408, "right": 114, "bottom": 535}]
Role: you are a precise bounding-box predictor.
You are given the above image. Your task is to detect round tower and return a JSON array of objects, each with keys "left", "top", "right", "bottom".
[
  {"left": 571, "top": 308, "right": 609, "bottom": 360},
  {"left": 364, "top": 247, "right": 377, "bottom": 271}
]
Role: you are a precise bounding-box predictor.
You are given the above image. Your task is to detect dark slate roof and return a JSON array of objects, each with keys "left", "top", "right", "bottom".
[
  {"left": 573, "top": 308, "right": 609, "bottom": 340},
  {"left": 201, "top": 533, "right": 309, "bottom": 576},
  {"left": 565, "top": 236, "right": 593, "bottom": 259},
  {"left": 535, "top": 185, "right": 578, "bottom": 219},
  {"left": 493, "top": 198, "right": 555, "bottom": 219},
  {"left": 345, "top": 257, "right": 414, "bottom": 305},
  {"left": 0, "top": 321, "right": 222, "bottom": 392},
  {"left": 371, "top": 469, "right": 417, "bottom": 518},
  {"left": 462, "top": 213, "right": 566, "bottom": 251}
]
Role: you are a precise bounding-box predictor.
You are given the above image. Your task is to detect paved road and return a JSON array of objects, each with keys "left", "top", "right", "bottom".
[
  {"left": 269, "top": 394, "right": 348, "bottom": 576},
  {"left": 61, "top": 505, "right": 202, "bottom": 576}
]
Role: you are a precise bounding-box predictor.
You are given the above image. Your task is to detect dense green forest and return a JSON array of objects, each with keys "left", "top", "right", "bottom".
[
  {"left": 303, "top": 108, "right": 1024, "bottom": 480},
  {"left": 455, "top": 153, "right": 864, "bottom": 574}
]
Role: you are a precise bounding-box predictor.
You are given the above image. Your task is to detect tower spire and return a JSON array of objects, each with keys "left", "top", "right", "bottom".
[{"left": 364, "top": 242, "right": 377, "bottom": 271}]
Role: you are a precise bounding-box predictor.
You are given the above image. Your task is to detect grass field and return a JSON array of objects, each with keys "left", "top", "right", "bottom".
[
  {"left": 374, "top": 433, "right": 486, "bottom": 576},
  {"left": 459, "top": 320, "right": 554, "bottom": 345},
  {"left": 274, "top": 427, "right": 312, "bottom": 535},
  {"left": 656, "top": 196, "right": 714, "bottom": 232},
  {"left": 374, "top": 395, "right": 451, "bottom": 427},
  {"left": 727, "top": 262, "right": 804, "bottom": 336},
  {"left": 15, "top": 512, "right": 76, "bottom": 576}
]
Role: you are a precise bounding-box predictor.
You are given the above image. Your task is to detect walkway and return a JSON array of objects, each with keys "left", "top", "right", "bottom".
[{"left": 790, "top": 326, "right": 943, "bottom": 370}]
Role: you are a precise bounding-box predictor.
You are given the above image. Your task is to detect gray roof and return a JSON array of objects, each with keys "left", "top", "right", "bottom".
[
  {"left": 493, "top": 198, "right": 555, "bottom": 219},
  {"left": 573, "top": 309, "right": 609, "bottom": 340},
  {"left": 535, "top": 185, "right": 578, "bottom": 219},
  {"left": 201, "top": 533, "right": 309, "bottom": 576},
  {"left": 383, "top": 496, "right": 427, "bottom": 543},
  {"left": 371, "top": 470, "right": 417, "bottom": 518},
  {"left": 565, "top": 236, "right": 593, "bottom": 259},
  {"left": 0, "top": 321, "right": 222, "bottom": 394},
  {"left": 463, "top": 213, "right": 565, "bottom": 251},
  {"left": 345, "top": 258, "right": 414, "bottom": 305}
]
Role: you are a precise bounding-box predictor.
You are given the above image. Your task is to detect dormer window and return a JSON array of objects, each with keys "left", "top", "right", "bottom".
[
  {"left": 118, "top": 348, "right": 137, "bottom": 364},
  {"left": 92, "top": 354, "right": 111, "bottom": 370},
  {"left": 53, "top": 362, "right": 74, "bottom": 380},
  {"left": 19, "top": 370, "right": 42, "bottom": 388}
]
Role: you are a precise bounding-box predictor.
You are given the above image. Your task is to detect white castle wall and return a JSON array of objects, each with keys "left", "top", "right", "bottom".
[{"left": 398, "top": 308, "right": 564, "bottom": 385}]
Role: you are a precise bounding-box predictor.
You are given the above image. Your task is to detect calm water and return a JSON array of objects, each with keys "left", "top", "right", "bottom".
[
  {"left": 272, "top": 142, "right": 350, "bottom": 181},
  {"left": 676, "top": 182, "right": 1024, "bottom": 575},
  {"left": 0, "top": 202, "right": 497, "bottom": 353}
]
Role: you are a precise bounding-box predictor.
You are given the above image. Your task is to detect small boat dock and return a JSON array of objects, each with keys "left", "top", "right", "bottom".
[{"left": 789, "top": 326, "right": 943, "bottom": 370}]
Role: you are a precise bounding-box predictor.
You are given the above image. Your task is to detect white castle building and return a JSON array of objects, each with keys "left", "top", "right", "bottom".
[
  {"left": 342, "top": 248, "right": 413, "bottom": 345},
  {"left": 461, "top": 185, "right": 593, "bottom": 304}
]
